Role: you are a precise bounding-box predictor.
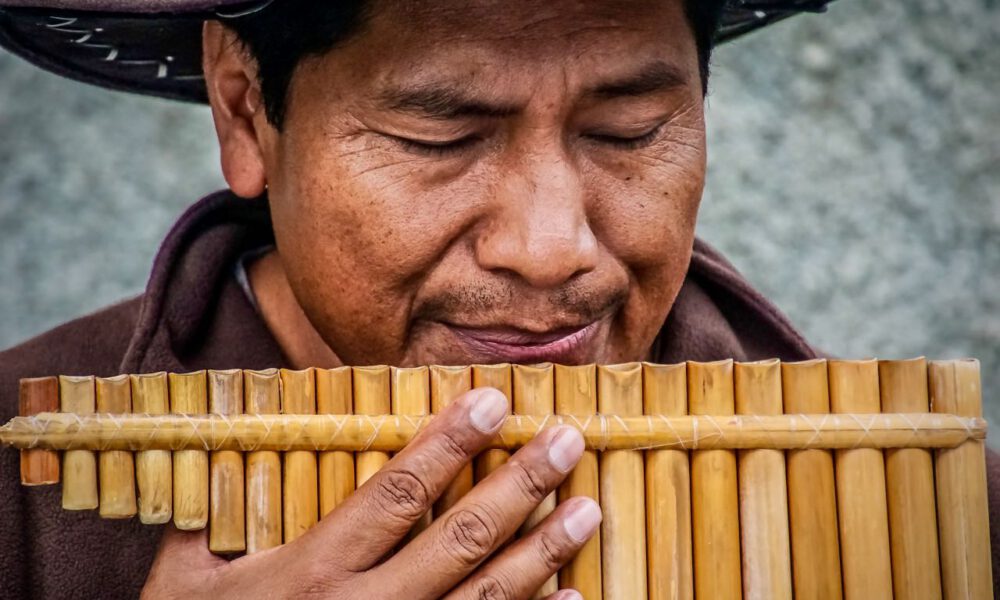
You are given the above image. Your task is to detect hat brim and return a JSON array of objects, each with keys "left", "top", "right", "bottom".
[{"left": 0, "top": 0, "right": 835, "bottom": 105}]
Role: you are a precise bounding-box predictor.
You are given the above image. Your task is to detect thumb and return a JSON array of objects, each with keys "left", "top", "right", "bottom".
[{"left": 147, "top": 526, "right": 229, "bottom": 584}]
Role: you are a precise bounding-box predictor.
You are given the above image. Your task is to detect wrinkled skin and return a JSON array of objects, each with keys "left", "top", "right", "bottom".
[
  {"left": 207, "top": 0, "right": 706, "bottom": 369},
  {"left": 143, "top": 1, "right": 708, "bottom": 598}
]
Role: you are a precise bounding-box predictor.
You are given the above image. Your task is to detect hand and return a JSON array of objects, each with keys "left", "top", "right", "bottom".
[{"left": 141, "top": 387, "right": 601, "bottom": 599}]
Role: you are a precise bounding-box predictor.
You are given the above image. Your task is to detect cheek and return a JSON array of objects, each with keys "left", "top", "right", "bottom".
[
  {"left": 587, "top": 130, "right": 706, "bottom": 354},
  {"left": 265, "top": 133, "right": 485, "bottom": 359},
  {"left": 589, "top": 138, "right": 706, "bottom": 275}
]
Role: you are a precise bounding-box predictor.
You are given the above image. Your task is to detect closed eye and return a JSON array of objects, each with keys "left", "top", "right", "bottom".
[
  {"left": 586, "top": 123, "right": 665, "bottom": 150},
  {"left": 388, "top": 133, "right": 483, "bottom": 157}
]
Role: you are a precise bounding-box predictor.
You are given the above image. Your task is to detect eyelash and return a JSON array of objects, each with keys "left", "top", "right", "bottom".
[
  {"left": 393, "top": 135, "right": 482, "bottom": 157},
  {"left": 391, "top": 123, "right": 665, "bottom": 157},
  {"left": 587, "top": 124, "right": 665, "bottom": 150}
]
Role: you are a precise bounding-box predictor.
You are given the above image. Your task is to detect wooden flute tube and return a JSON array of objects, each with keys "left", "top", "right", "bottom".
[
  {"left": 513, "top": 364, "right": 557, "bottom": 599},
  {"left": 95, "top": 375, "right": 137, "bottom": 518},
  {"left": 735, "top": 360, "right": 791, "bottom": 600},
  {"left": 781, "top": 360, "right": 842, "bottom": 600},
  {"left": 473, "top": 364, "right": 512, "bottom": 481},
  {"left": 170, "top": 371, "right": 209, "bottom": 530},
  {"left": 208, "top": 370, "right": 245, "bottom": 553},
  {"left": 880, "top": 358, "right": 942, "bottom": 600},
  {"left": 131, "top": 373, "right": 171, "bottom": 524},
  {"left": 392, "top": 366, "right": 432, "bottom": 536},
  {"left": 60, "top": 375, "right": 98, "bottom": 510},
  {"left": 929, "top": 359, "right": 994, "bottom": 599},
  {"left": 354, "top": 366, "right": 390, "bottom": 486},
  {"left": 829, "top": 359, "right": 892, "bottom": 599},
  {"left": 643, "top": 362, "right": 692, "bottom": 600},
  {"left": 19, "top": 377, "right": 60, "bottom": 485},
  {"left": 689, "top": 360, "right": 741, "bottom": 600},
  {"left": 430, "top": 365, "right": 473, "bottom": 514},
  {"left": 244, "top": 369, "right": 282, "bottom": 554},
  {"left": 281, "top": 368, "right": 318, "bottom": 543},
  {"left": 555, "top": 364, "right": 601, "bottom": 600},
  {"left": 316, "top": 367, "right": 354, "bottom": 517},
  {"left": 598, "top": 363, "right": 647, "bottom": 600}
]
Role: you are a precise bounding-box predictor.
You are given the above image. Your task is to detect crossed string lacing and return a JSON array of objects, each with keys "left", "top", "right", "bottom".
[{"left": 8, "top": 411, "right": 983, "bottom": 453}]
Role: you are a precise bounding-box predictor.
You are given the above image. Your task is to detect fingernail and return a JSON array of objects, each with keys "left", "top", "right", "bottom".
[
  {"left": 558, "top": 590, "right": 583, "bottom": 600},
  {"left": 547, "top": 427, "right": 584, "bottom": 473},
  {"left": 563, "top": 498, "right": 602, "bottom": 543},
  {"left": 469, "top": 388, "right": 508, "bottom": 433}
]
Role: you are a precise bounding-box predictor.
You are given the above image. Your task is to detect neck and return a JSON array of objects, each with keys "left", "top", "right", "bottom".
[{"left": 247, "top": 250, "right": 341, "bottom": 369}]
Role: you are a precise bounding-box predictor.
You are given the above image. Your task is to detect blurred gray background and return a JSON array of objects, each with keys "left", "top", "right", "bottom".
[{"left": 1, "top": 1, "right": 998, "bottom": 434}]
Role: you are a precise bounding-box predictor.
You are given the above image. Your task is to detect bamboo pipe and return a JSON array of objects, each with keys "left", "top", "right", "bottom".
[
  {"left": 208, "top": 370, "right": 246, "bottom": 553},
  {"left": 244, "top": 369, "right": 282, "bottom": 554},
  {"left": 473, "top": 364, "right": 512, "bottom": 481},
  {"left": 95, "top": 375, "right": 137, "bottom": 519},
  {"left": 829, "top": 359, "right": 893, "bottom": 599},
  {"left": 598, "top": 363, "right": 647, "bottom": 600},
  {"left": 689, "top": 360, "right": 741, "bottom": 600},
  {"left": 60, "top": 375, "right": 98, "bottom": 510},
  {"left": 1, "top": 412, "right": 984, "bottom": 452},
  {"left": 555, "top": 364, "right": 601, "bottom": 600},
  {"left": 781, "top": 360, "right": 841, "bottom": 600},
  {"left": 281, "top": 368, "right": 318, "bottom": 543},
  {"left": 513, "top": 364, "right": 558, "bottom": 599},
  {"left": 643, "top": 362, "right": 692, "bottom": 600},
  {"left": 392, "top": 366, "right": 432, "bottom": 538},
  {"left": 735, "top": 360, "right": 791, "bottom": 600},
  {"left": 430, "top": 365, "right": 473, "bottom": 514},
  {"left": 316, "top": 367, "right": 354, "bottom": 517},
  {"left": 170, "top": 371, "right": 209, "bottom": 530},
  {"left": 354, "top": 366, "right": 390, "bottom": 486},
  {"left": 880, "top": 358, "right": 941, "bottom": 600},
  {"left": 930, "top": 359, "right": 994, "bottom": 599},
  {"left": 131, "top": 373, "right": 171, "bottom": 524},
  {"left": 19, "top": 377, "right": 60, "bottom": 485}
]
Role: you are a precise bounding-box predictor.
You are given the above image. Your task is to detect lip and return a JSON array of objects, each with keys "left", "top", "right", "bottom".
[{"left": 446, "top": 320, "right": 604, "bottom": 364}]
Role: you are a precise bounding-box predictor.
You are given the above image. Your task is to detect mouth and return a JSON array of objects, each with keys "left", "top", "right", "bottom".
[{"left": 445, "top": 320, "right": 604, "bottom": 364}]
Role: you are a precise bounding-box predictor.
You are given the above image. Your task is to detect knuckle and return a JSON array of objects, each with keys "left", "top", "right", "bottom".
[
  {"left": 509, "top": 459, "right": 550, "bottom": 503},
  {"left": 436, "top": 429, "right": 473, "bottom": 467},
  {"left": 534, "top": 530, "right": 567, "bottom": 570},
  {"left": 440, "top": 506, "right": 501, "bottom": 566},
  {"left": 471, "top": 574, "right": 516, "bottom": 600},
  {"left": 287, "top": 565, "right": 344, "bottom": 598},
  {"left": 373, "top": 469, "right": 430, "bottom": 521}
]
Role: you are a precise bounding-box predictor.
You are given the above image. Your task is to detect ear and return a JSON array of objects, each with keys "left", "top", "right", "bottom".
[{"left": 202, "top": 21, "right": 269, "bottom": 199}]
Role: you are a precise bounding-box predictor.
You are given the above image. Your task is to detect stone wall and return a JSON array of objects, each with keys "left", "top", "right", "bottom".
[{"left": 1, "top": 0, "right": 997, "bottom": 436}]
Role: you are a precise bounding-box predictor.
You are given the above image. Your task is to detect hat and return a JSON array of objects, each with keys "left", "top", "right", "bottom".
[{"left": 0, "top": 0, "right": 836, "bottom": 104}]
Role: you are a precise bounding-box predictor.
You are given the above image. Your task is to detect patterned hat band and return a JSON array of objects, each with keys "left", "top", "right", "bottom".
[{"left": 0, "top": 0, "right": 835, "bottom": 104}]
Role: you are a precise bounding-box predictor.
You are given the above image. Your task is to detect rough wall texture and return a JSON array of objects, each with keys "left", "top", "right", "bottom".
[{"left": 0, "top": 1, "right": 997, "bottom": 433}]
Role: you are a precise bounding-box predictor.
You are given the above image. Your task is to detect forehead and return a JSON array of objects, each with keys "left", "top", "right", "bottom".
[{"left": 316, "top": 0, "right": 698, "bottom": 94}]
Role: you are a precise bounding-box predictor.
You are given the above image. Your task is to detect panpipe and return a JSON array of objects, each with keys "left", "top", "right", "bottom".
[{"left": 1, "top": 358, "right": 993, "bottom": 600}]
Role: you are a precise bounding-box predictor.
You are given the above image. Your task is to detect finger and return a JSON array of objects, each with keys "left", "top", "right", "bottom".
[
  {"left": 144, "top": 526, "right": 228, "bottom": 589},
  {"left": 444, "top": 498, "right": 601, "bottom": 600},
  {"left": 543, "top": 591, "right": 583, "bottom": 600},
  {"left": 298, "top": 386, "right": 510, "bottom": 570},
  {"left": 371, "top": 425, "right": 586, "bottom": 599}
]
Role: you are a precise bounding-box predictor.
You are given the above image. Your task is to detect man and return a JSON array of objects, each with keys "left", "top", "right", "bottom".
[{"left": 2, "top": 0, "right": 994, "bottom": 598}]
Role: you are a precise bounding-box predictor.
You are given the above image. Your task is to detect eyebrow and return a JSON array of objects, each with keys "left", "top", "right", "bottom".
[
  {"left": 586, "top": 61, "right": 690, "bottom": 99},
  {"left": 379, "top": 86, "right": 520, "bottom": 120},
  {"left": 378, "top": 60, "right": 690, "bottom": 120}
]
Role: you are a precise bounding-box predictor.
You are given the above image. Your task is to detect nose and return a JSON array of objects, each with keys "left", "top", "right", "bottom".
[{"left": 475, "top": 149, "right": 599, "bottom": 289}]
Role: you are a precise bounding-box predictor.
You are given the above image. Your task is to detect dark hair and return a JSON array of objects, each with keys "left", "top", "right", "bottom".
[{"left": 226, "top": 0, "right": 727, "bottom": 129}]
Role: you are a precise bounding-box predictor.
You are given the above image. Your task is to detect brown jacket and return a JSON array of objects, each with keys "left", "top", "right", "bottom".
[{"left": 0, "top": 191, "right": 994, "bottom": 598}]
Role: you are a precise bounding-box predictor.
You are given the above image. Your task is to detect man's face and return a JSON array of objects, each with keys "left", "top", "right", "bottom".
[{"left": 257, "top": 0, "right": 705, "bottom": 367}]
